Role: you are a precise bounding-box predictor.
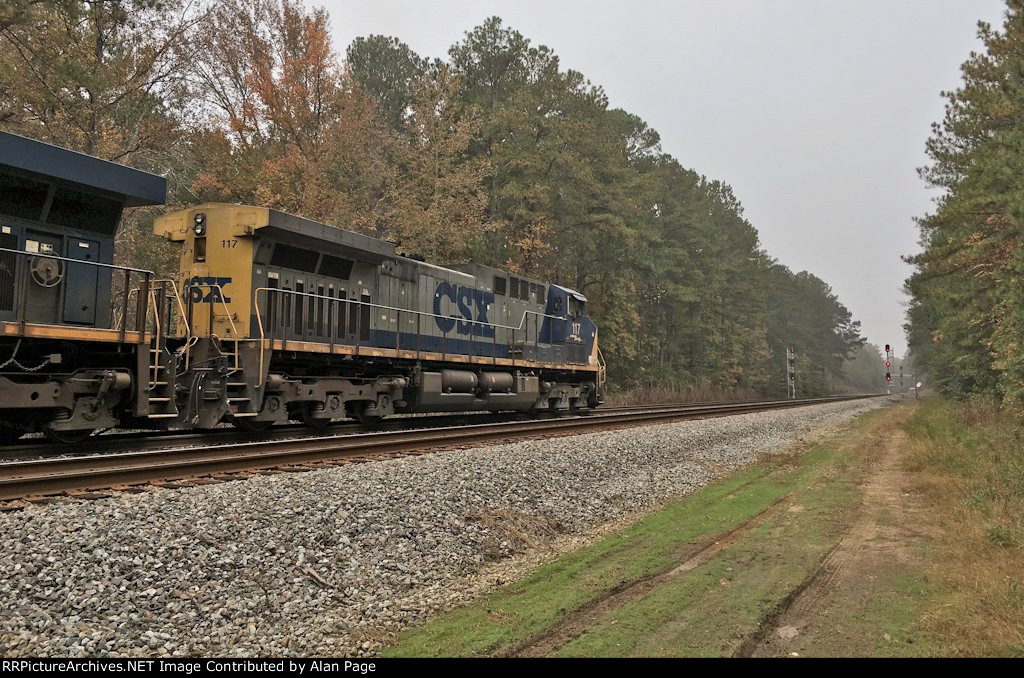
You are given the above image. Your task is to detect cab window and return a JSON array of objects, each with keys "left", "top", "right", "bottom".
[{"left": 568, "top": 296, "right": 585, "bottom": 318}]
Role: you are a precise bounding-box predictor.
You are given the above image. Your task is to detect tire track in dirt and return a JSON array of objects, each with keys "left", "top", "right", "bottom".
[
  {"left": 738, "top": 411, "right": 924, "bottom": 657},
  {"left": 506, "top": 488, "right": 796, "bottom": 657}
]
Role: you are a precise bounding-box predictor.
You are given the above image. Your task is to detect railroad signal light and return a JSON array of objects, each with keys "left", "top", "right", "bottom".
[{"left": 884, "top": 343, "right": 893, "bottom": 391}]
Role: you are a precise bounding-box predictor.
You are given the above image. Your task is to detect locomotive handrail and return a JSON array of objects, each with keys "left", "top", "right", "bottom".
[
  {"left": 250, "top": 286, "right": 572, "bottom": 387},
  {"left": 141, "top": 278, "right": 193, "bottom": 375},
  {"left": 152, "top": 279, "right": 191, "bottom": 338},
  {"left": 0, "top": 247, "right": 154, "bottom": 273},
  {"left": 597, "top": 346, "right": 608, "bottom": 390},
  {"left": 252, "top": 286, "right": 567, "bottom": 333},
  {"left": 114, "top": 288, "right": 139, "bottom": 331},
  {"left": 147, "top": 287, "right": 163, "bottom": 388},
  {"left": 151, "top": 278, "right": 192, "bottom": 371},
  {"left": 116, "top": 282, "right": 188, "bottom": 334},
  {"left": 0, "top": 247, "right": 153, "bottom": 339}
]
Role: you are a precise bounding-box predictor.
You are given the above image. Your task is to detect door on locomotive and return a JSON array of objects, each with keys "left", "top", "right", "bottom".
[{"left": 62, "top": 238, "right": 101, "bottom": 325}]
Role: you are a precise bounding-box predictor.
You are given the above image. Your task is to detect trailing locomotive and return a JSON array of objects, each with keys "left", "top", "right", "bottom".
[{"left": 0, "top": 131, "right": 605, "bottom": 441}]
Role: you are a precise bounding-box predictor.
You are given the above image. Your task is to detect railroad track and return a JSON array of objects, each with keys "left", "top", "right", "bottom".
[
  {"left": 0, "top": 395, "right": 879, "bottom": 505},
  {"left": 0, "top": 401, "right": 773, "bottom": 460}
]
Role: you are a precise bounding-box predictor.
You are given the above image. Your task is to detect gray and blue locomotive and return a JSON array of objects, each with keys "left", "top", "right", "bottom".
[{"left": 153, "top": 203, "right": 606, "bottom": 428}]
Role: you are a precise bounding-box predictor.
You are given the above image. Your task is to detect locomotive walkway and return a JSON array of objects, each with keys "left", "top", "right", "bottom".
[{"left": 0, "top": 396, "right": 873, "bottom": 505}]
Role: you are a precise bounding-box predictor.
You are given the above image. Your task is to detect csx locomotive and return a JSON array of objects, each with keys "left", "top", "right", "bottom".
[{"left": 0, "top": 132, "right": 605, "bottom": 442}]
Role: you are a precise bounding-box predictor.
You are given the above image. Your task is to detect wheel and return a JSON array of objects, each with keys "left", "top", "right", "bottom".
[
  {"left": 357, "top": 412, "right": 383, "bottom": 426},
  {"left": 0, "top": 426, "right": 23, "bottom": 445},
  {"left": 300, "top": 403, "right": 331, "bottom": 429},
  {"left": 43, "top": 427, "right": 94, "bottom": 444},
  {"left": 353, "top": 402, "right": 383, "bottom": 426},
  {"left": 231, "top": 417, "right": 273, "bottom": 432}
]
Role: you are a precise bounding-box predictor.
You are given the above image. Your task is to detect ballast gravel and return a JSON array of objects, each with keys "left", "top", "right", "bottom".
[{"left": 0, "top": 398, "right": 887, "bottom": 657}]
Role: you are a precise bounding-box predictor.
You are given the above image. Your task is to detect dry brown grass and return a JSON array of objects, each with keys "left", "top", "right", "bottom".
[
  {"left": 902, "top": 399, "right": 1024, "bottom": 656},
  {"left": 466, "top": 507, "right": 566, "bottom": 559}
]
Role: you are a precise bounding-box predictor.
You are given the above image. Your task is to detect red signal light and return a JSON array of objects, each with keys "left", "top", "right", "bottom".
[
  {"left": 886, "top": 361, "right": 891, "bottom": 368},
  {"left": 885, "top": 344, "right": 891, "bottom": 353},
  {"left": 886, "top": 373, "right": 892, "bottom": 382}
]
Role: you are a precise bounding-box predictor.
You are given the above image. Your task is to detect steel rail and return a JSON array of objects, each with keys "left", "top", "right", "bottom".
[
  {"left": 0, "top": 400, "right": 792, "bottom": 458},
  {"left": 0, "top": 405, "right": 665, "bottom": 459},
  {"left": 0, "top": 395, "right": 880, "bottom": 501}
]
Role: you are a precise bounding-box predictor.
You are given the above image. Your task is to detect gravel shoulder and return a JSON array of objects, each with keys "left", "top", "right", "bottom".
[{"left": 0, "top": 398, "right": 887, "bottom": 657}]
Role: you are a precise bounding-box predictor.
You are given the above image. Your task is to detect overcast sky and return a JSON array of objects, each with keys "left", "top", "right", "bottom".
[{"left": 323, "top": 0, "right": 1006, "bottom": 352}]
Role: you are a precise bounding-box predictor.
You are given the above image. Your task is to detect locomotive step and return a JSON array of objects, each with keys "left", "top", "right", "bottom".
[
  {"left": 146, "top": 413, "right": 179, "bottom": 419},
  {"left": 148, "top": 397, "right": 172, "bottom": 403}
]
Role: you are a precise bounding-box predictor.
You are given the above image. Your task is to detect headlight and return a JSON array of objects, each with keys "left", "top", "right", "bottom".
[{"left": 193, "top": 213, "right": 206, "bottom": 237}]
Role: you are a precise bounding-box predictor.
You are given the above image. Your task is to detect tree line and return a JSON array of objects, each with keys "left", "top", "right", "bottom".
[
  {"left": 0, "top": 0, "right": 866, "bottom": 395},
  {"left": 906, "top": 0, "right": 1024, "bottom": 403}
]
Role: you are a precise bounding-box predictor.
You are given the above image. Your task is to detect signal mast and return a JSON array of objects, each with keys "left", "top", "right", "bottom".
[{"left": 884, "top": 344, "right": 893, "bottom": 395}]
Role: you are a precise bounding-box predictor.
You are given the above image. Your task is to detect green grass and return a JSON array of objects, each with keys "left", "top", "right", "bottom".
[
  {"left": 795, "top": 567, "right": 938, "bottom": 658},
  {"left": 383, "top": 442, "right": 848, "bottom": 657},
  {"left": 554, "top": 464, "right": 857, "bottom": 657},
  {"left": 382, "top": 401, "right": 1024, "bottom": 657}
]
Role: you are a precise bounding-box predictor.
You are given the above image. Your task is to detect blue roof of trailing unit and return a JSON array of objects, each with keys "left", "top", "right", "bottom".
[{"left": 0, "top": 131, "right": 166, "bottom": 206}]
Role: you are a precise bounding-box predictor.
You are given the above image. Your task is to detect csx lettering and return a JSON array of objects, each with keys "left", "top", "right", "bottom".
[
  {"left": 186, "top": 276, "right": 232, "bottom": 303},
  {"left": 433, "top": 282, "right": 494, "bottom": 337}
]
